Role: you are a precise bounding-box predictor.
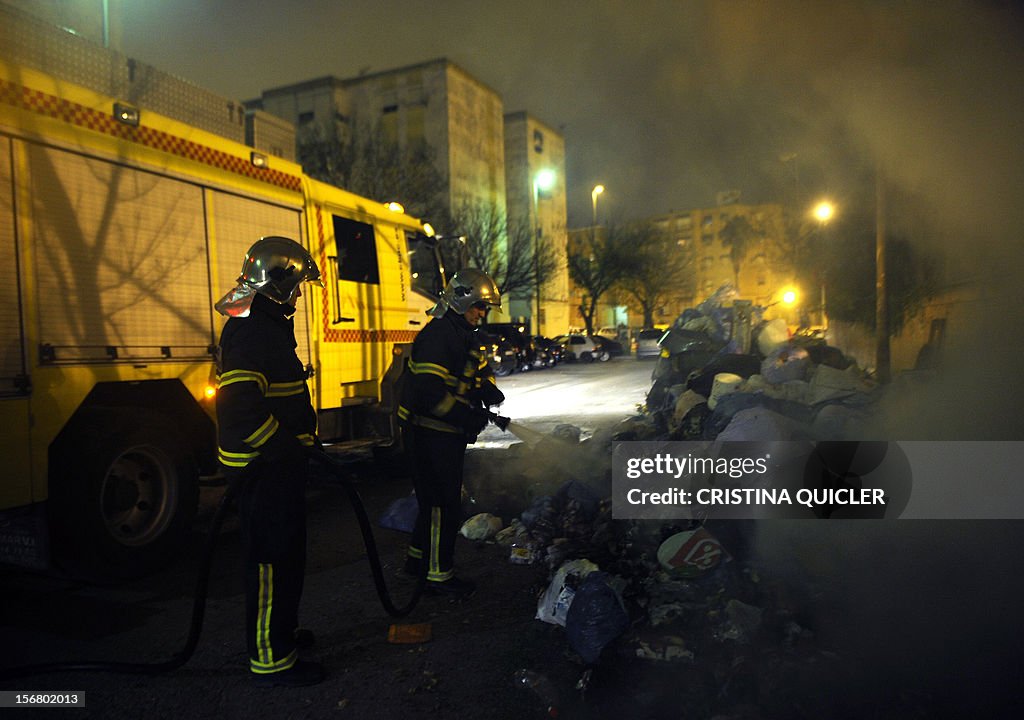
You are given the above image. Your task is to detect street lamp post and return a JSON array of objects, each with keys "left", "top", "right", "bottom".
[
  {"left": 812, "top": 200, "right": 835, "bottom": 332},
  {"left": 875, "top": 163, "right": 890, "bottom": 383},
  {"left": 591, "top": 184, "right": 605, "bottom": 226},
  {"left": 533, "top": 169, "right": 556, "bottom": 336}
]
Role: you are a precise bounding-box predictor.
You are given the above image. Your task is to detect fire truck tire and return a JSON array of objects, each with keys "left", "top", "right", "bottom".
[{"left": 49, "top": 408, "right": 200, "bottom": 580}]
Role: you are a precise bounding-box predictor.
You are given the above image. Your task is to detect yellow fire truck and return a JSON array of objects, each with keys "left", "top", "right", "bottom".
[{"left": 0, "top": 61, "right": 444, "bottom": 577}]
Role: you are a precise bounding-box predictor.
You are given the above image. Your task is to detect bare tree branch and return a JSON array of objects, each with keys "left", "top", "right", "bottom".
[
  {"left": 447, "top": 199, "right": 559, "bottom": 299},
  {"left": 616, "top": 220, "right": 696, "bottom": 328},
  {"left": 567, "top": 226, "right": 630, "bottom": 335}
]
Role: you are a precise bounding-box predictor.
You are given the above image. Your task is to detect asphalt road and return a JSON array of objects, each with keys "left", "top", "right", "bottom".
[
  {"left": 474, "top": 354, "right": 657, "bottom": 448},
  {"left": 0, "top": 357, "right": 654, "bottom": 720},
  {"left": 4, "top": 357, "right": 1022, "bottom": 718}
]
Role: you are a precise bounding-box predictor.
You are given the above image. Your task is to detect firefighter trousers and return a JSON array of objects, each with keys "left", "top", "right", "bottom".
[
  {"left": 237, "top": 458, "right": 308, "bottom": 675},
  {"left": 405, "top": 426, "right": 468, "bottom": 582}
]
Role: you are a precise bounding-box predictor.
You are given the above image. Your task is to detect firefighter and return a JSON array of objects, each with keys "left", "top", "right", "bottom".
[
  {"left": 214, "top": 236, "right": 325, "bottom": 687},
  {"left": 398, "top": 268, "right": 506, "bottom": 597}
]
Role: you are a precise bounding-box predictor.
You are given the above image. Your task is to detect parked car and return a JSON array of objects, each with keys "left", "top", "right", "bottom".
[
  {"left": 485, "top": 323, "right": 544, "bottom": 371},
  {"left": 478, "top": 331, "right": 519, "bottom": 376},
  {"left": 534, "top": 336, "right": 564, "bottom": 366},
  {"left": 591, "top": 335, "right": 624, "bottom": 361},
  {"left": 636, "top": 328, "right": 666, "bottom": 359},
  {"left": 554, "top": 333, "right": 602, "bottom": 362}
]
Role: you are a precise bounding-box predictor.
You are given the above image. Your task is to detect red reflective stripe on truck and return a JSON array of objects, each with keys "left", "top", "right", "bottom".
[{"left": 0, "top": 78, "right": 302, "bottom": 192}]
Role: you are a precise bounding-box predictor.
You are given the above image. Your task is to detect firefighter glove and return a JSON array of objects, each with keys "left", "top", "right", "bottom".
[{"left": 463, "top": 408, "right": 490, "bottom": 439}]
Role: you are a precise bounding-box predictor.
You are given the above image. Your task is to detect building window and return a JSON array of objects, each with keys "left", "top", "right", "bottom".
[
  {"left": 333, "top": 215, "right": 380, "bottom": 284},
  {"left": 701, "top": 233, "right": 713, "bottom": 245},
  {"left": 297, "top": 111, "right": 314, "bottom": 125},
  {"left": 382, "top": 104, "right": 398, "bottom": 114},
  {"left": 533, "top": 129, "right": 544, "bottom": 153}
]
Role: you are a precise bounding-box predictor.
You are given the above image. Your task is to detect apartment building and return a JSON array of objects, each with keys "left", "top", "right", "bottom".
[
  {"left": 650, "top": 201, "right": 791, "bottom": 309},
  {"left": 255, "top": 60, "right": 572, "bottom": 335},
  {"left": 504, "top": 112, "right": 569, "bottom": 336}
]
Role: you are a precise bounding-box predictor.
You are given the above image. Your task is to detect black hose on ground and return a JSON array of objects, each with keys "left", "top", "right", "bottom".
[
  {"left": 308, "top": 449, "right": 426, "bottom": 618},
  {"left": 0, "top": 450, "right": 423, "bottom": 680}
]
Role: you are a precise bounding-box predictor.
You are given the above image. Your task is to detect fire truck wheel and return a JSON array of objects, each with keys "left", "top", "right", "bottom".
[{"left": 49, "top": 408, "right": 200, "bottom": 580}]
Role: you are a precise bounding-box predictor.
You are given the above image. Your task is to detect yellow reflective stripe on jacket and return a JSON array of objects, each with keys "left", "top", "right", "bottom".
[
  {"left": 455, "top": 355, "right": 477, "bottom": 396},
  {"left": 475, "top": 374, "right": 498, "bottom": 390},
  {"left": 244, "top": 415, "right": 279, "bottom": 449},
  {"left": 218, "top": 448, "right": 259, "bottom": 467},
  {"left": 266, "top": 380, "right": 307, "bottom": 397},
  {"left": 431, "top": 393, "right": 457, "bottom": 417},
  {"left": 296, "top": 432, "right": 316, "bottom": 447},
  {"left": 398, "top": 405, "right": 460, "bottom": 434},
  {"left": 218, "top": 369, "right": 268, "bottom": 395},
  {"left": 409, "top": 360, "right": 456, "bottom": 385}
]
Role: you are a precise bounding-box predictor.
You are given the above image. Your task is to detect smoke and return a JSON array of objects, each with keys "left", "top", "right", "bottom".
[
  {"left": 720, "top": 8, "right": 1024, "bottom": 713},
  {"left": 699, "top": 1, "right": 1024, "bottom": 440},
  {"left": 754, "top": 519, "right": 1024, "bottom": 713}
]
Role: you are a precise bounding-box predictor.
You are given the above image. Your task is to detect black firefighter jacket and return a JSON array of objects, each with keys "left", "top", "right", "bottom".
[
  {"left": 398, "top": 310, "right": 505, "bottom": 436},
  {"left": 216, "top": 293, "right": 317, "bottom": 470}
]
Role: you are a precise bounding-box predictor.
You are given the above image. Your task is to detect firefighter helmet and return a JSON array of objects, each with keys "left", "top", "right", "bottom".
[
  {"left": 428, "top": 267, "right": 502, "bottom": 318},
  {"left": 215, "top": 236, "right": 323, "bottom": 317}
]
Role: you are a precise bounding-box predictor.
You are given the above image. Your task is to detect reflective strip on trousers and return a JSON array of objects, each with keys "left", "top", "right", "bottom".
[
  {"left": 257, "top": 563, "right": 273, "bottom": 665},
  {"left": 427, "top": 506, "right": 453, "bottom": 582}
]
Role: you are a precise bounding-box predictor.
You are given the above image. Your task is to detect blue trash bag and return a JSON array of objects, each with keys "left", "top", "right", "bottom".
[
  {"left": 378, "top": 492, "right": 418, "bottom": 533},
  {"left": 565, "top": 571, "right": 630, "bottom": 665}
]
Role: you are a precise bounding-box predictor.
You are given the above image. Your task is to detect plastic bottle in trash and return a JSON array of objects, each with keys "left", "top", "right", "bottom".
[{"left": 513, "top": 669, "right": 559, "bottom": 717}]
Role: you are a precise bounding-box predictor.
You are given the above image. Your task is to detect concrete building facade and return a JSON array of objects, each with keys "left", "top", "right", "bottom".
[
  {"left": 256, "top": 61, "right": 575, "bottom": 335},
  {"left": 566, "top": 201, "right": 796, "bottom": 335},
  {"left": 256, "top": 59, "right": 507, "bottom": 219},
  {"left": 649, "top": 201, "right": 793, "bottom": 312},
  {"left": 504, "top": 112, "right": 569, "bottom": 337}
]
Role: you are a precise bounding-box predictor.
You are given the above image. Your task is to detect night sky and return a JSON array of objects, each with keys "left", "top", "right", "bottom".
[{"left": 118, "top": 1, "right": 1024, "bottom": 243}]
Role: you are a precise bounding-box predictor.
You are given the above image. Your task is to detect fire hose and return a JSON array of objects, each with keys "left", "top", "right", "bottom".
[{"left": 0, "top": 412, "right": 518, "bottom": 681}]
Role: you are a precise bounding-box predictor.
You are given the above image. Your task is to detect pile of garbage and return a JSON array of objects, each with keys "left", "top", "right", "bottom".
[
  {"left": 375, "top": 419, "right": 858, "bottom": 717},
  {"left": 636, "top": 285, "right": 880, "bottom": 443},
  {"left": 453, "top": 451, "right": 836, "bottom": 718},
  {"left": 378, "top": 289, "right": 890, "bottom": 715}
]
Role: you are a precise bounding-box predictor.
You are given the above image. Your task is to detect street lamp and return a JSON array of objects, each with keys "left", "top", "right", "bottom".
[
  {"left": 532, "top": 169, "right": 556, "bottom": 335},
  {"left": 813, "top": 200, "right": 835, "bottom": 224},
  {"left": 812, "top": 199, "right": 836, "bottom": 331},
  {"left": 591, "top": 184, "right": 605, "bottom": 226}
]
